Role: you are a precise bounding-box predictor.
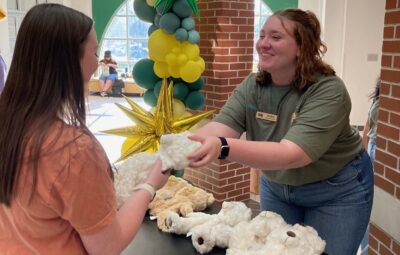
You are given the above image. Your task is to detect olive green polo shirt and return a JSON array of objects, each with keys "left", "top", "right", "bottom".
[{"left": 214, "top": 73, "right": 362, "bottom": 185}]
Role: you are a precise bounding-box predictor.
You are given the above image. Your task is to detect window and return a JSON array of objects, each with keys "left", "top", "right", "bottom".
[
  {"left": 253, "top": 0, "right": 273, "bottom": 72},
  {"left": 99, "top": 0, "right": 150, "bottom": 77}
]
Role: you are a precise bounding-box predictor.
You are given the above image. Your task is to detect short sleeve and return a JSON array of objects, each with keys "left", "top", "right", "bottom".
[
  {"left": 48, "top": 135, "right": 117, "bottom": 235},
  {"left": 284, "top": 77, "right": 351, "bottom": 161},
  {"left": 213, "top": 75, "right": 254, "bottom": 134}
]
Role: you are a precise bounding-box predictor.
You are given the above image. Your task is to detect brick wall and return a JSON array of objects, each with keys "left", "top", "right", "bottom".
[
  {"left": 183, "top": 0, "right": 254, "bottom": 201},
  {"left": 369, "top": 0, "right": 400, "bottom": 254}
]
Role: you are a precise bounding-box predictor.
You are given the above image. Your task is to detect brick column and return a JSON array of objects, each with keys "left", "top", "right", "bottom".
[
  {"left": 184, "top": 0, "right": 255, "bottom": 201},
  {"left": 369, "top": 0, "right": 400, "bottom": 254}
]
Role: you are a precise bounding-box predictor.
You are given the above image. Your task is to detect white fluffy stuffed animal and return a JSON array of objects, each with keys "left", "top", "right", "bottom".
[
  {"left": 114, "top": 131, "right": 201, "bottom": 207},
  {"left": 227, "top": 212, "right": 326, "bottom": 255},
  {"left": 227, "top": 211, "right": 288, "bottom": 254},
  {"left": 165, "top": 201, "right": 252, "bottom": 254}
]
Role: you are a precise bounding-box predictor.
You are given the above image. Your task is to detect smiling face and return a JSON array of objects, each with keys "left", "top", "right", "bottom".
[{"left": 256, "top": 15, "right": 299, "bottom": 82}]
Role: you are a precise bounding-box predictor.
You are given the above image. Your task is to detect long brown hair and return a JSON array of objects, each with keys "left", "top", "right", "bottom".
[
  {"left": 0, "top": 4, "right": 95, "bottom": 206},
  {"left": 256, "top": 9, "right": 335, "bottom": 91}
]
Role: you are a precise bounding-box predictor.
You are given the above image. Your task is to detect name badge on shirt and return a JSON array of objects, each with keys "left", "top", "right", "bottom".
[
  {"left": 291, "top": 112, "right": 297, "bottom": 123},
  {"left": 256, "top": 111, "right": 278, "bottom": 122}
]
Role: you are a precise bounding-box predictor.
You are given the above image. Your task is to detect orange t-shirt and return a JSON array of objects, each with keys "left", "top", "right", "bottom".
[{"left": 0, "top": 121, "right": 116, "bottom": 255}]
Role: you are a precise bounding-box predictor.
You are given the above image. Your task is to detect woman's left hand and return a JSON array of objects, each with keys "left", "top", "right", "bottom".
[{"left": 187, "top": 135, "right": 222, "bottom": 168}]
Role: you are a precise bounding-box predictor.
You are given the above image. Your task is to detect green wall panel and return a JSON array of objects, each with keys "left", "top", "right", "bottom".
[
  {"left": 92, "top": 0, "right": 298, "bottom": 43},
  {"left": 92, "top": 0, "right": 125, "bottom": 42},
  {"left": 262, "top": 0, "right": 298, "bottom": 12}
]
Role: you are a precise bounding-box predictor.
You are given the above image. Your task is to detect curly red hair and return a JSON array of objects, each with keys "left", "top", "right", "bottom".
[{"left": 256, "top": 9, "right": 335, "bottom": 91}]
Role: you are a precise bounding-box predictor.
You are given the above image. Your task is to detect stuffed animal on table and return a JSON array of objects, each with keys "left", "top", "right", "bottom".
[
  {"left": 148, "top": 175, "right": 215, "bottom": 232},
  {"left": 227, "top": 211, "right": 288, "bottom": 254},
  {"left": 227, "top": 212, "right": 326, "bottom": 255},
  {"left": 165, "top": 204, "right": 325, "bottom": 255},
  {"left": 114, "top": 131, "right": 201, "bottom": 208},
  {"left": 165, "top": 201, "right": 252, "bottom": 254}
]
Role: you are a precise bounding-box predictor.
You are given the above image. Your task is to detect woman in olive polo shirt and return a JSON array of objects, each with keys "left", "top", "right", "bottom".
[{"left": 188, "top": 9, "right": 373, "bottom": 255}]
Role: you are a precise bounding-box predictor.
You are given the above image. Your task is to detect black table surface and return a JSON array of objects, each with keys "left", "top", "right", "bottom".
[{"left": 121, "top": 202, "right": 226, "bottom": 255}]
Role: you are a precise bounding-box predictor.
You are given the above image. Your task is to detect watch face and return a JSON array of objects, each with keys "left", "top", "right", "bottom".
[{"left": 218, "top": 137, "right": 229, "bottom": 159}]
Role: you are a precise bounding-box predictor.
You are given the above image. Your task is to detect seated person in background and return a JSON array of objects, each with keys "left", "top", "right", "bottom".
[{"left": 98, "top": 50, "right": 118, "bottom": 97}]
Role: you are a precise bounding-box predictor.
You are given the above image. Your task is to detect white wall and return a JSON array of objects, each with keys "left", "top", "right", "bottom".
[
  {"left": 0, "top": 0, "right": 92, "bottom": 68},
  {"left": 299, "top": 0, "right": 385, "bottom": 126}
]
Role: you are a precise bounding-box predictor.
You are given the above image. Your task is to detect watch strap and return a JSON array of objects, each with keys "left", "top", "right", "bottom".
[{"left": 218, "top": 137, "right": 229, "bottom": 160}]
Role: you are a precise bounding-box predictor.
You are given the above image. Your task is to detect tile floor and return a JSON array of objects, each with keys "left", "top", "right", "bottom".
[{"left": 87, "top": 94, "right": 151, "bottom": 162}]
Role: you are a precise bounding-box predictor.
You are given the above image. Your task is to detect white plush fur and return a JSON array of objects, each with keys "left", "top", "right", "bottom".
[
  {"left": 114, "top": 131, "right": 201, "bottom": 207},
  {"left": 228, "top": 211, "right": 288, "bottom": 253},
  {"left": 166, "top": 203, "right": 326, "bottom": 255},
  {"left": 227, "top": 213, "right": 326, "bottom": 255},
  {"left": 165, "top": 201, "right": 252, "bottom": 254},
  {"left": 166, "top": 212, "right": 214, "bottom": 235}
]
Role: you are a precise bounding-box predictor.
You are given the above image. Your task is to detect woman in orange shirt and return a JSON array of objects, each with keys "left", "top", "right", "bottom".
[{"left": 0, "top": 4, "right": 170, "bottom": 255}]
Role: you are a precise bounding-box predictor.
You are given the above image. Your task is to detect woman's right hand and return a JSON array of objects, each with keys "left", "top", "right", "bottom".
[
  {"left": 187, "top": 134, "right": 222, "bottom": 168},
  {"left": 145, "top": 158, "right": 170, "bottom": 190}
]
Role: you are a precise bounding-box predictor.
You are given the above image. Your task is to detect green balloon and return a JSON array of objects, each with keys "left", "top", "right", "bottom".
[
  {"left": 171, "top": 169, "right": 184, "bottom": 178},
  {"left": 189, "top": 76, "right": 204, "bottom": 91},
  {"left": 185, "top": 91, "right": 205, "bottom": 110},
  {"left": 153, "top": 80, "right": 162, "bottom": 97},
  {"left": 159, "top": 12, "right": 180, "bottom": 34},
  {"left": 144, "top": 89, "right": 158, "bottom": 107},
  {"left": 181, "top": 17, "right": 195, "bottom": 30},
  {"left": 188, "top": 30, "right": 200, "bottom": 44},
  {"left": 154, "top": 14, "right": 161, "bottom": 27},
  {"left": 172, "top": 0, "right": 192, "bottom": 18},
  {"left": 173, "top": 82, "right": 189, "bottom": 100},
  {"left": 133, "top": 0, "right": 156, "bottom": 23},
  {"left": 175, "top": 28, "right": 188, "bottom": 42},
  {"left": 148, "top": 24, "right": 158, "bottom": 36},
  {"left": 132, "top": 59, "right": 159, "bottom": 90}
]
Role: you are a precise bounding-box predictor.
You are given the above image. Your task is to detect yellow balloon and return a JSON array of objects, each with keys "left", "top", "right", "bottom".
[
  {"left": 149, "top": 29, "right": 179, "bottom": 62},
  {"left": 196, "top": 57, "right": 206, "bottom": 72},
  {"left": 177, "top": 53, "right": 188, "bottom": 65},
  {"left": 154, "top": 61, "right": 169, "bottom": 78},
  {"left": 172, "top": 47, "right": 181, "bottom": 54},
  {"left": 180, "top": 61, "right": 201, "bottom": 83},
  {"left": 166, "top": 53, "right": 179, "bottom": 66},
  {"left": 146, "top": 0, "right": 156, "bottom": 6},
  {"left": 173, "top": 99, "right": 186, "bottom": 119},
  {"left": 181, "top": 111, "right": 193, "bottom": 118},
  {"left": 181, "top": 42, "right": 200, "bottom": 60},
  {"left": 168, "top": 65, "right": 181, "bottom": 78}
]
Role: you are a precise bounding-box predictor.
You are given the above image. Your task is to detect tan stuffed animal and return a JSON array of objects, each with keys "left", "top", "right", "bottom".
[{"left": 149, "top": 175, "right": 215, "bottom": 232}]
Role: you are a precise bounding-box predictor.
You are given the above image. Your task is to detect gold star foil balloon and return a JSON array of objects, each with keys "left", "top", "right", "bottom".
[
  {"left": 0, "top": 7, "right": 6, "bottom": 20},
  {"left": 102, "top": 79, "right": 214, "bottom": 162}
]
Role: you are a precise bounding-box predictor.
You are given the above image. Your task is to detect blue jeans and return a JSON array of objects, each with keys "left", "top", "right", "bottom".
[
  {"left": 260, "top": 150, "right": 374, "bottom": 255},
  {"left": 359, "top": 139, "right": 376, "bottom": 254},
  {"left": 99, "top": 73, "right": 117, "bottom": 81}
]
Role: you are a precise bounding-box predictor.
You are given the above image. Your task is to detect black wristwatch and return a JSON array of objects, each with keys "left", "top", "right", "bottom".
[{"left": 218, "top": 137, "right": 230, "bottom": 160}]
